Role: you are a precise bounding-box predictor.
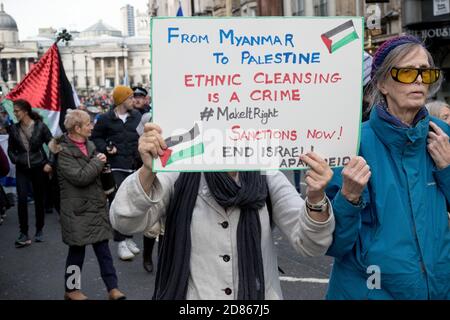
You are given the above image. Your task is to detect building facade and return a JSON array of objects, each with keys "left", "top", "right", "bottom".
[
  {"left": 0, "top": 4, "right": 38, "bottom": 94},
  {"left": 0, "top": 5, "right": 150, "bottom": 96},
  {"left": 136, "top": 8, "right": 151, "bottom": 38},
  {"left": 283, "top": 0, "right": 337, "bottom": 16},
  {"left": 364, "top": 0, "right": 402, "bottom": 54},
  {"left": 240, "top": 1, "right": 258, "bottom": 16},
  {"left": 150, "top": 0, "right": 192, "bottom": 16},
  {"left": 191, "top": 0, "right": 214, "bottom": 15},
  {"left": 121, "top": 4, "right": 136, "bottom": 37},
  {"left": 402, "top": 0, "right": 450, "bottom": 102}
]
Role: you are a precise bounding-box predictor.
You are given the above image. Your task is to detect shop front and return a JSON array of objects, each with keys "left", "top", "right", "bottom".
[{"left": 403, "top": 0, "right": 450, "bottom": 102}]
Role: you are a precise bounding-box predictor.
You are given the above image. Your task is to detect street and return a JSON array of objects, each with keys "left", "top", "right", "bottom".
[{"left": 0, "top": 172, "right": 334, "bottom": 300}]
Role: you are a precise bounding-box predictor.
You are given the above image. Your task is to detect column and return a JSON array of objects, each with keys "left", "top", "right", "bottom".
[
  {"left": 6, "top": 59, "right": 11, "bottom": 82},
  {"left": 100, "top": 57, "right": 105, "bottom": 87},
  {"left": 25, "top": 59, "right": 30, "bottom": 74},
  {"left": 115, "top": 57, "right": 119, "bottom": 86},
  {"left": 305, "top": 0, "right": 314, "bottom": 16},
  {"left": 327, "top": 0, "right": 336, "bottom": 16},
  {"left": 92, "top": 58, "right": 97, "bottom": 87},
  {"left": 16, "top": 59, "right": 21, "bottom": 82},
  {"left": 283, "top": 0, "right": 292, "bottom": 16},
  {"left": 124, "top": 56, "right": 128, "bottom": 85},
  {"left": 226, "top": 0, "right": 232, "bottom": 16}
]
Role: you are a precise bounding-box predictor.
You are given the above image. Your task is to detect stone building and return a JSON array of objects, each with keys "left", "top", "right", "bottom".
[{"left": 0, "top": 4, "right": 150, "bottom": 96}]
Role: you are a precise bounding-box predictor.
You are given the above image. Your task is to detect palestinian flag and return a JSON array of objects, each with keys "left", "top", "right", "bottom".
[
  {"left": 160, "top": 123, "right": 204, "bottom": 167},
  {"left": 321, "top": 20, "right": 359, "bottom": 54},
  {"left": 2, "top": 43, "right": 77, "bottom": 135}
]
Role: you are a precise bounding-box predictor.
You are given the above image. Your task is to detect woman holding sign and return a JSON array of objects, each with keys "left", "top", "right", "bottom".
[
  {"left": 109, "top": 122, "right": 336, "bottom": 299},
  {"left": 325, "top": 35, "right": 450, "bottom": 299}
]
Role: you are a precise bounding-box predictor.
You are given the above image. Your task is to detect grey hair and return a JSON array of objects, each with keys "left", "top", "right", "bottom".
[
  {"left": 425, "top": 100, "right": 450, "bottom": 118},
  {"left": 64, "top": 109, "right": 90, "bottom": 133},
  {"left": 365, "top": 43, "right": 443, "bottom": 112}
]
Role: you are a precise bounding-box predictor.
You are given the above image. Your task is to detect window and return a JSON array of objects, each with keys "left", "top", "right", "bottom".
[
  {"left": 141, "top": 59, "right": 145, "bottom": 66},
  {"left": 129, "top": 59, "right": 133, "bottom": 67},
  {"left": 314, "top": 0, "right": 327, "bottom": 16},
  {"left": 106, "top": 60, "right": 112, "bottom": 68},
  {"left": 142, "top": 75, "right": 147, "bottom": 84},
  {"left": 320, "top": 0, "right": 327, "bottom": 15},
  {"left": 291, "top": 0, "right": 305, "bottom": 16}
]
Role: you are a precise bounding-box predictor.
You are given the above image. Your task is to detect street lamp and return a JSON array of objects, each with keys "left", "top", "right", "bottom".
[
  {"left": 71, "top": 50, "right": 76, "bottom": 88},
  {"left": 120, "top": 40, "right": 127, "bottom": 85},
  {"left": 84, "top": 50, "right": 89, "bottom": 94},
  {"left": 37, "top": 45, "right": 44, "bottom": 59},
  {"left": 0, "top": 42, "right": 4, "bottom": 95},
  {"left": 0, "top": 42, "right": 4, "bottom": 79}
]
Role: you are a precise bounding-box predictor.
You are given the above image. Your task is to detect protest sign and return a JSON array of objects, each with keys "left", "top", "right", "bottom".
[{"left": 151, "top": 17, "right": 364, "bottom": 172}]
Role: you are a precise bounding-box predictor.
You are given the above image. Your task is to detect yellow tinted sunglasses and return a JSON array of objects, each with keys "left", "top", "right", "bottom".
[{"left": 390, "top": 67, "right": 440, "bottom": 84}]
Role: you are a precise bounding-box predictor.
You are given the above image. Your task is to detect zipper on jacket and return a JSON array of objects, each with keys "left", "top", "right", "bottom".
[
  {"left": 27, "top": 150, "right": 31, "bottom": 168},
  {"left": 402, "top": 151, "right": 430, "bottom": 299}
]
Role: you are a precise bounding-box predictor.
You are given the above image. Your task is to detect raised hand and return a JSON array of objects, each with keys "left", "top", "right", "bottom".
[
  {"left": 138, "top": 123, "right": 167, "bottom": 172},
  {"left": 300, "top": 152, "right": 334, "bottom": 203},
  {"left": 340, "top": 156, "right": 371, "bottom": 204},
  {"left": 428, "top": 121, "right": 450, "bottom": 170}
]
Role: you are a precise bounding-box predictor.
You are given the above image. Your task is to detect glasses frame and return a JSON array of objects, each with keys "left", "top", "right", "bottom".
[{"left": 390, "top": 67, "right": 441, "bottom": 85}]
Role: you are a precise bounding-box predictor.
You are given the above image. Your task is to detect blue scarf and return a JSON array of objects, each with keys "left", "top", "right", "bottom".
[{"left": 376, "top": 105, "right": 428, "bottom": 128}]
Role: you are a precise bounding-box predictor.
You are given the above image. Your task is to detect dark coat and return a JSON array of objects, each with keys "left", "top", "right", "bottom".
[
  {"left": 0, "top": 147, "right": 9, "bottom": 177},
  {"left": 52, "top": 135, "right": 112, "bottom": 246},
  {"left": 91, "top": 109, "right": 141, "bottom": 170},
  {"left": 136, "top": 104, "right": 151, "bottom": 115},
  {"left": 7, "top": 120, "right": 52, "bottom": 169}
]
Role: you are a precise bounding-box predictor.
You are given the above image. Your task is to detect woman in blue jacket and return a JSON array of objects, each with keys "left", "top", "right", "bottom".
[{"left": 326, "top": 35, "right": 450, "bottom": 299}]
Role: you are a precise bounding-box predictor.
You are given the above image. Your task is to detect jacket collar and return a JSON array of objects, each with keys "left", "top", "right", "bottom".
[
  {"left": 369, "top": 105, "right": 430, "bottom": 151},
  {"left": 197, "top": 173, "right": 228, "bottom": 219},
  {"left": 376, "top": 104, "right": 428, "bottom": 128},
  {"left": 107, "top": 108, "right": 138, "bottom": 121},
  {"left": 62, "top": 134, "right": 96, "bottom": 159},
  {"left": 137, "top": 105, "right": 151, "bottom": 115}
]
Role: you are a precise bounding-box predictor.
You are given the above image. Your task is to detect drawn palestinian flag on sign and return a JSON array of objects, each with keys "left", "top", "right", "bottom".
[
  {"left": 321, "top": 20, "right": 359, "bottom": 54},
  {"left": 160, "top": 123, "right": 204, "bottom": 167}
]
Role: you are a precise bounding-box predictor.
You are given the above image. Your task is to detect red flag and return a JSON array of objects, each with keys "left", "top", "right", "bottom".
[
  {"left": 7, "top": 44, "right": 62, "bottom": 111},
  {"left": 6, "top": 43, "right": 76, "bottom": 133}
]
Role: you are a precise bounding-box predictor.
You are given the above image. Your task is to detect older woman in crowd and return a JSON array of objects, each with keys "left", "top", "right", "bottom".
[
  {"left": 325, "top": 35, "right": 450, "bottom": 299},
  {"left": 426, "top": 100, "right": 450, "bottom": 125},
  {"left": 50, "top": 109, "right": 125, "bottom": 300}
]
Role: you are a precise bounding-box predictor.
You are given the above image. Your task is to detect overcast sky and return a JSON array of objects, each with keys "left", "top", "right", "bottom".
[{"left": 2, "top": 0, "right": 148, "bottom": 40}]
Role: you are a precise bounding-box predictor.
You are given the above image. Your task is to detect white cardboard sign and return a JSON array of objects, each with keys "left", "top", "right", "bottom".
[{"left": 151, "top": 17, "right": 364, "bottom": 172}]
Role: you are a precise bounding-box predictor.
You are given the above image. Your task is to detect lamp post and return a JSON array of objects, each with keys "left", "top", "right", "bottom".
[
  {"left": 0, "top": 42, "right": 4, "bottom": 95},
  {"left": 71, "top": 50, "right": 76, "bottom": 88},
  {"left": 84, "top": 50, "right": 89, "bottom": 94},
  {"left": 120, "top": 40, "right": 127, "bottom": 85}
]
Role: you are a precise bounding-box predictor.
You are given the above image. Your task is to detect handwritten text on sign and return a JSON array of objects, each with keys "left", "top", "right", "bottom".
[{"left": 151, "top": 17, "right": 364, "bottom": 172}]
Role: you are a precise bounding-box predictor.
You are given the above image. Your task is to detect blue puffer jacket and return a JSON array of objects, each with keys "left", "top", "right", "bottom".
[{"left": 325, "top": 107, "right": 450, "bottom": 300}]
